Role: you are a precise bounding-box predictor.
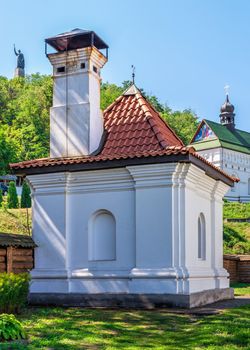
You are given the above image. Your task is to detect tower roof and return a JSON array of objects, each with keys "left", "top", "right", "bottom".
[
  {"left": 10, "top": 87, "right": 236, "bottom": 186},
  {"left": 220, "top": 94, "right": 235, "bottom": 114},
  {"left": 219, "top": 93, "right": 235, "bottom": 129},
  {"left": 45, "top": 28, "right": 108, "bottom": 52}
]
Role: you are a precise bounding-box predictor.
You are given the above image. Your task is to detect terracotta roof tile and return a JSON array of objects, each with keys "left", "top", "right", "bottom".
[
  {"left": 99, "top": 89, "right": 183, "bottom": 158},
  {"left": 9, "top": 85, "right": 238, "bottom": 184}
]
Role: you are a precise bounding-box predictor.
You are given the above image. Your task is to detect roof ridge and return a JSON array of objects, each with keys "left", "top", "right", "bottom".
[
  {"left": 135, "top": 94, "right": 167, "bottom": 149},
  {"left": 137, "top": 93, "right": 184, "bottom": 146},
  {"left": 205, "top": 119, "right": 250, "bottom": 136},
  {"left": 135, "top": 93, "right": 184, "bottom": 148}
]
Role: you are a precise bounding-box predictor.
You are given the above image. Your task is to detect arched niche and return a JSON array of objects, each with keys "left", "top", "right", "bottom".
[
  {"left": 88, "top": 210, "right": 116, "bottom": 261},
  {"left": 198, "top": 213, "right": 206, "bottom": 260}
]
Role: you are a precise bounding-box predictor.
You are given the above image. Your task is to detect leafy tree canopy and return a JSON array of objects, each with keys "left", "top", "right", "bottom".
[
  {"left": 0, "top": 74, "right": 199, "bottom": 174},
  {"left": 161, "top": 109, "right": 199, "bottom": 145},
  {"left": 0, "top": 74, "right": 52, "bottom": 172}
]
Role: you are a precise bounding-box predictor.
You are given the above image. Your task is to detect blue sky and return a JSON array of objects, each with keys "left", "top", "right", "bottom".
[{"left": 1, "top": 0, "right": 250, "bottom": 131}]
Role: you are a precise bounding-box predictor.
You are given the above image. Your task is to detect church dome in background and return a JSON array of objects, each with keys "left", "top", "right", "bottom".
[{"left": 220, "top": 95, "right": 235, "bottom": 114}]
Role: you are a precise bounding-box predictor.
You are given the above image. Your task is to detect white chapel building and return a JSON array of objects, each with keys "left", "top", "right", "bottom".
[
  {"left": 190, "top": 95, "right": 250, "bottom": 202},
  {"left": 11, "top": 29, "right": 236, "bottom": 308}
]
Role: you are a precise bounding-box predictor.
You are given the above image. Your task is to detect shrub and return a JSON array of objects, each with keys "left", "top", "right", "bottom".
[
  {"left": 0, "top": 314, "right": 26, "bottom": 342},
  {"left": 0, "top": 273, "right": 30, "bottom": 314},
  {"left": 7, "top": 181, "right": 19, "bottom": 209},
  {"left": 21, "top": 182, "right": 31, "bottom": 208},
  {"left": 232, "top": 241, "right": 250, "bottom": 254}
]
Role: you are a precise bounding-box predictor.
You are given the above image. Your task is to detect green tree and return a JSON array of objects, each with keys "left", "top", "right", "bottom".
[
  {"left": 0, "top": 74, "right": 53, "bottom": 166},
  {"left": 21, "top": 182, "right": 31, "bottom": 208},
  {"left": 0, "top": 129, "right": 17, "bottom": 174},
  {"left": 161, "top": 109, "right": 199, "bottom": 145},
  {"left": 101, "top": 82, "right": 123, "bottom": 110},
  {"left": 7, "top": 181, "right": 19, "bottom": 209}
]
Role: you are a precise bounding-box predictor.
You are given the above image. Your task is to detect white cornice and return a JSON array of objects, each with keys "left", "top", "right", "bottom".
[
  {"left": 187, "top": 165, "right": 216, "bottom": 196},
  {"left": 211, "top": 181, "right": 229, "bottom": 200},
  {"left": 27, "top": 173, "right": 67, "bottom": 194},
  {"left": 27, "top": 162, "right": 229, "bottom": 198},
  {"left": 66, "top": 168, "right": 134, "bottom": 193},
  {"left": 127, "top": 163, "right": 177, "bottom": 189}
]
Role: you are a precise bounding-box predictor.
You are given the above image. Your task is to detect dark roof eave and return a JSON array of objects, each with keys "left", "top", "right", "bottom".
[
  {"left": 188, "top": 154, "right": 234, "bottom": 186},
  {"left": 0, "top": 233, "right": 36, "bottom": 248},
  {"left": 11, "top": 153, "right": 234, "bottom": 187}
]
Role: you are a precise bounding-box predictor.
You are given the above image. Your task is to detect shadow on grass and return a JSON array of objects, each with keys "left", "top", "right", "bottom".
[
  {"left": 4, "top": 305, "right": 248, "bottom": 349},
  {"left": 224, "top": 225, "right": 247, "bottom": 244}
]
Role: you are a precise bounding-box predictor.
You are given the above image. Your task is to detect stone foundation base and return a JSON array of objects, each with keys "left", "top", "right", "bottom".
[
  {"left": 14, "top": 68, "right": 25, "bottom": 77},
  {"left": 29, "top": 288, "right": 234, "bottom": 309}
]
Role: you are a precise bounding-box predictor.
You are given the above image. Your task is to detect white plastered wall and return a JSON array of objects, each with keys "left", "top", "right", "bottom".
[
  {"left": 27, "top": 162, "right": 230, "bottom": 295},
  {"left": 182, "top": 164, "right": 229, "bottom": 293},
  {"left": 49, "top": 47, "right": 106, "bottom": 158},
  {"left": 198, "top": 147, "right": 250, "bottom": 202}
]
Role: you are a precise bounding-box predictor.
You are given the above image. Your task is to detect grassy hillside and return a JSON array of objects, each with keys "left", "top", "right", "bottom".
[
  {"left": 224, "top": 202, "right": 250, "bottom": 219},
  {"left": 223, "top": 201, "right": 250, "bottom": 254},
  {"left": 224, "top": 222, "right": 250, "bottom": 254},
  {"left": 0, "top": 208, "right": 31, "bottom": 235}
]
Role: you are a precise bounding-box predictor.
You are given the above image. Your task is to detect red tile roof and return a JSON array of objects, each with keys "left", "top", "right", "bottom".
[
  {"left": 9, "top": 85, "right": 237, "bottom": 184},
  {"left": 101, "top": 86, "right": 184, "bottom": 156},
  {"left": 10, "top": 146, "right": 189, "bottom": 169},
  {"left": 10, "top": 85, "right": 183, "bottom": 167}
]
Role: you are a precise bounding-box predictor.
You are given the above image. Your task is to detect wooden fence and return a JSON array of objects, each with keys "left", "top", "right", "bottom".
[
  {"left": 223, "top": 254, "right": 250, "bottom": 283},
  {"left": 0, "top": 233, "right": 36, "bottom": 274}
]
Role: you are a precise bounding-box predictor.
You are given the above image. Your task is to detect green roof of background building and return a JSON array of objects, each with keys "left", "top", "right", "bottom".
[{"left": 191, "top": 119, "right": 250, "bottom": 154}]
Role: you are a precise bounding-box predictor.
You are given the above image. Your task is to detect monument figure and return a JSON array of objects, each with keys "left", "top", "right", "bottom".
[{"left": 14, "top": 44, "right": 25, "bottom": 77}]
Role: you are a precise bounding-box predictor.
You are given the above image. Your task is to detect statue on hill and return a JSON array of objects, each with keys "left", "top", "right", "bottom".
[{"left": 14, "top": 44, "right": 25, "bottom": 77}]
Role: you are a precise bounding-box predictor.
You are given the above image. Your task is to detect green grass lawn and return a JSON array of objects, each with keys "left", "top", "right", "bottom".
[
  {"left": 0, "top": 304, "right": 247, "bottom": 350},
  {"left": 2, "top": 284, "right": 249, "bottom": 350},
  {"left": 231, "top": 283, "right": 250, "bottom": 296}
]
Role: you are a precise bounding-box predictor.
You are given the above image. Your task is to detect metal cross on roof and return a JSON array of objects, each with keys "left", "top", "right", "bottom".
[{"left": 224, "top": 84, "right": 230, "bottom": 96}]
